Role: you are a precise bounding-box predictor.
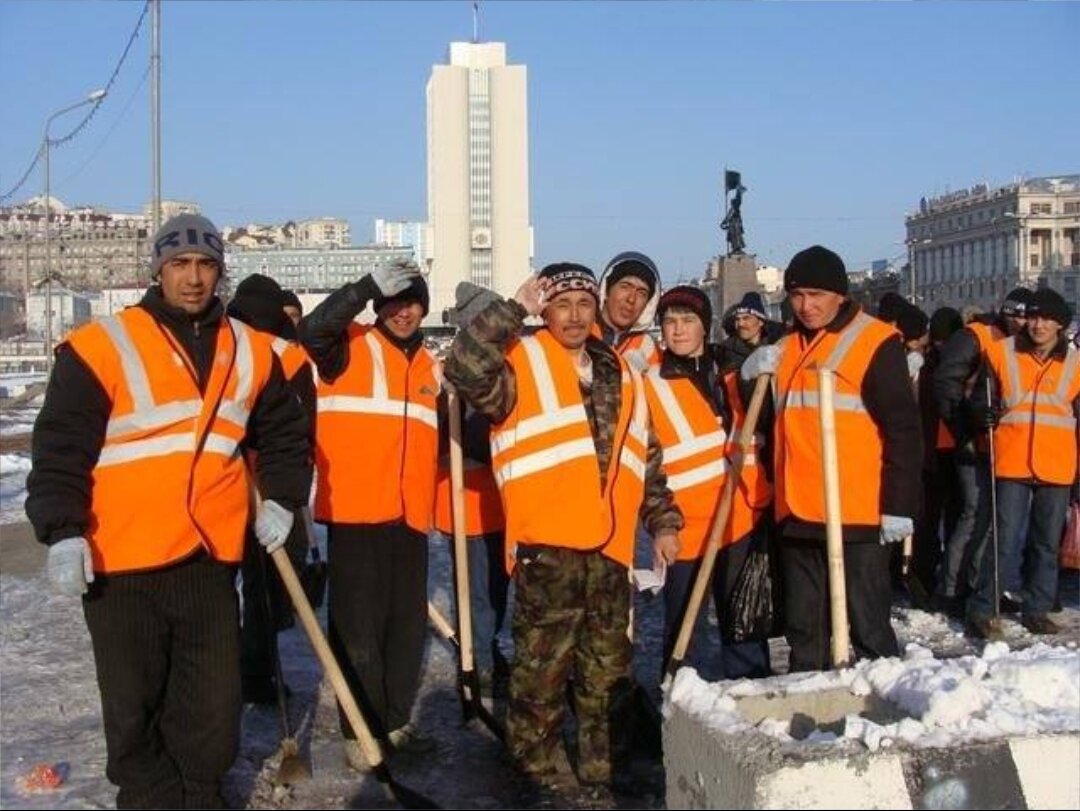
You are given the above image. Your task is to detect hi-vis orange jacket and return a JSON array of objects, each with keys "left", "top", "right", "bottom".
[
  {"left": 270, "top": 335, "right": 311, "bottom": 382},
  {"left": 986, "top": 337, "right": 1080, "bottom": 485},
  {"left": 590, "top": 323, "right": 662, "bottom": 369},
  {"left": 313, "top": 324, "right": 439, "bottom": 531},
  {"left": 644, "top": 371, "right": 728, "bottom": 560},
  {"left": 968, "top": 320, "right": 1006, "bottom": 355},
  {"left": 66, "top": 308, "right": 274, "bottom": 573},
  {"left": 433, "top": 458, "right": 505, "bottom": 537},
  {"left": 774, "top": 310, "right": 898, "bottom": 527},
  {"left": 492, "top": 328, "right": 648, "bottom": 569},
  {"left": 722, "top": 371, "right": 773, "bottom": 543}
]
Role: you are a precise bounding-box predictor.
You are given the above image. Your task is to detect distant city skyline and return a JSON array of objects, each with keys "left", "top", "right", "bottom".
[{"left": 2, "top": 1, "right": 1077, "bottom": 283}]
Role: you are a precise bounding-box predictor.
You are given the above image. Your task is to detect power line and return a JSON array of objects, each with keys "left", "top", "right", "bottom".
[{"left": 0, "top": 1, "right": 149, "bottom": 204}]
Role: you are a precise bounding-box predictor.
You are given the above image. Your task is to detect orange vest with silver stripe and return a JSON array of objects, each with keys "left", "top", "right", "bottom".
[
  {"left": 433, "top": 458, "right": 505, "bottom": 537},
  {"left": 987, "top": 337, "right": 1080, "bottom": 485},
  {"left": 722, "top": 371, "right": 773, "bottom": 543},
  {"left": 774, "top": 310, "right": 897, "bottom": 527},
  {"left": 270, "top": 336, "right": 311, "bottom": 382},
  {"left": 491, "top": 329, "right": 647, "bottom": 569},
  {"left": 313, "top": 324, "right": 439, "bottom": 531},
  {"left": 968, "top": 321, "right": 1006, "bottom": 355},
  {"left": 644, "top": 371, "right": 727, "bottom": 560},
  {"left": 619, "top": 331, "right": 662, "bottom": 368},
  {"left": 66, "top": 308, "right": 273, "bottom": 573}
]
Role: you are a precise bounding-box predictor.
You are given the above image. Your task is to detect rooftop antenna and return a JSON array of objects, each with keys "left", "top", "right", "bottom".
[{"left": 472, "top": 1, "right": 480, "bottom": 43}]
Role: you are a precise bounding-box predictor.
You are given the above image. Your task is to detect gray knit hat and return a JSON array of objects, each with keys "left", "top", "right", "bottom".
[{"left": 151, "top": 214, "right": 225, "bottom": 279}]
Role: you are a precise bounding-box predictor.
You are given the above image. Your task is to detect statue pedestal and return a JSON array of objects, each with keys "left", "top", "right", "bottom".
[{"left": 701, "top": 253, "right": 759, "bottom": 336}]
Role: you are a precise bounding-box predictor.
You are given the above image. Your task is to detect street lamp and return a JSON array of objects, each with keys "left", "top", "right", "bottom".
[
  {"left": 905, "top": 237, "right": 932, "bottom": 302},
  {"left": 42, "top": 88, "right": 107, "bottom": 371}
]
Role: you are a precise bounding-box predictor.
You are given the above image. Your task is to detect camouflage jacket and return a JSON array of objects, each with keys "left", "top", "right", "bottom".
[{"left": 444, "top": 297, "right": 682, "bottom": 537}]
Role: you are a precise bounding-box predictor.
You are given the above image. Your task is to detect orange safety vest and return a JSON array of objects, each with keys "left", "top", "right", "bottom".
[
  {"left": 491, "top": 329, "right": 647, "bottom": 570},
  {"left": 66, "top": 308, "right": 274, "bottom": 573},
  {"left": 722, "top": 371, "right": 773, "bottom": 543},
  {"left": 270, "top": 336, "right": 311, "bottom": 382},
  {"left": 590, "top": 324, "right": 662, "bottom": 368},
  {"left": 987, "top": 337, "right": 1080, "bottom": 485},
  {"left": 936, "top": 420, "right": 956, "bottom": 451},
  {"left": 968, "top": 321, "right": 1006, "bottom": 356},
  {"left": 644, "top": 370, "right": 727, "bottom": 560},
  {"left": 313, "top": 324, "right": 439, "bottom": 531},
  {"left": 433, "top": 458, "right": 505, "bottom": 537},
  {"left": 774, "top": 310, "right": 898, "bottom": 528}
]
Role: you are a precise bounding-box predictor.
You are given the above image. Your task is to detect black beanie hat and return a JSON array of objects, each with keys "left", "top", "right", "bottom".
[
  {"left": 1027, "top": 288, "right": 1072, "bottom": 328},
  {"left": 1001, "top": 287, "right": 1035, "bottom": 317},
  {"left": 537, "top": 262, "right": 600, "bottom": 304},
  {"left": 151, "top": 213, "right": 225, "bottom": 279},
  {"left": 733, "top": 291, "right": 767, "bottom": 322},
  {"left": 656, "top": 285, "right": 712, "bottom": 335},
  {"left": 929, "top": 307, "right": 963, "bottom": 343},
  {"left": 877, "top": 292, "right": 907, "bottom": 324},
  {"left": 895, "top": 302, "right": 929, "bottom": 343},
  {"left": 227, "top": 273, "right": 293, "bottom": 338},
  {"left": 603, "top": 251, "right": 659, "bottom": 299},
  {"left": 784, "top": 245, "right": 849, "bottom": 295},
  {"left": 374, "top": 274, "right": 430, "bottom": 317}
]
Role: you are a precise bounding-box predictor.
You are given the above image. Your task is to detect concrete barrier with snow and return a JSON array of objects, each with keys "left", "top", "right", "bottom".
[{"left": 664, "top": 642, "right": 1080, "bottom": 810}]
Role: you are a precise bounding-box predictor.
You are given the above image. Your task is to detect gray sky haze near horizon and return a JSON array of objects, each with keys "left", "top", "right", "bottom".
[{"left": 2, "top": 1, "right": 1078, "bottom": 283}]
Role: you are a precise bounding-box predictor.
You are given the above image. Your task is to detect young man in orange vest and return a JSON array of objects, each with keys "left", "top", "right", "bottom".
[
  {"left": 298, "top": 262, "right": 439, "bottom": 764},
  {"left": 646, "top": 285, "right": 774, "bottom": 680},
  {"left": 226, "top": 273, "right": 316, "bottom": 705},
  {"left": 597, "top": 251, "right": 663, "bottom": 371},
  {"left": 934, "top": 287, "right": 1034, "bottom": 614},
  {"left": 444, "top": 264, "right": 682, "bottom": 791},
  {"left": 27, "top": 214, "right": 312, "bottom": 808},
  {"left": 742, "top": 245, "right": 923, "bottom": 672},
  {"left": 966, "top": 289, "right": 1079, "bottom": 640}
]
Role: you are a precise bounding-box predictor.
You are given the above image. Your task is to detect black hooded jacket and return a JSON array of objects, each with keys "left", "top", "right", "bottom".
[{"left": 26, "top": 287, "right": 312, "bottom": 547}]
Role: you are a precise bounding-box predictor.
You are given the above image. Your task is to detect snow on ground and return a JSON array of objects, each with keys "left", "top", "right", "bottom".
[{"left": 670, "top": 637, "right": 1080, "bottom": 752}]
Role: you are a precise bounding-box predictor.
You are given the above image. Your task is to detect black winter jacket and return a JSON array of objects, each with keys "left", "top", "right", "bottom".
[{"left": 26, "top": 287, "right": 312, "bottom": 547}]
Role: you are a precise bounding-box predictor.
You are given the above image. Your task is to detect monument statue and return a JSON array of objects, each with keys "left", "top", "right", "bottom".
[{"left": 721, "top": 184, "right": 746, "bottom": 256}]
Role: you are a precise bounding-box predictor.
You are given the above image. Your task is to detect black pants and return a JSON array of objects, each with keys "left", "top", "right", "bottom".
[
  {"left": 82, "top": 551, "right": 240, "bottom": 809},
  {"left": 238, "top": 515, "right": 306, "bottom": 689},
  {"left": 781, "top": 535, "right": 898, "bottom": 673},
  {"left": 912, "top": 451, "right": 963, "bottom": 594},
  {"left": 327, "top": 522, "right": 428, "bottom": 738}
]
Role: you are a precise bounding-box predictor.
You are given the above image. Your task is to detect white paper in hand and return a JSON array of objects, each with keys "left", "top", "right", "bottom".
[{"left": 632, "top": 558, "right": 667, "bottom": 595}]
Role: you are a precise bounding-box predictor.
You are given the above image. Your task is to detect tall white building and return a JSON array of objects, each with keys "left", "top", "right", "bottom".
[{"left": 426, "top": 41, "right": 532, "bottom": 324}]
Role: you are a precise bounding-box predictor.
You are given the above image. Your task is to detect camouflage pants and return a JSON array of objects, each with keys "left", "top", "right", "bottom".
[{"left": 507, "top": 544, "right": 633, "bottom": 784}]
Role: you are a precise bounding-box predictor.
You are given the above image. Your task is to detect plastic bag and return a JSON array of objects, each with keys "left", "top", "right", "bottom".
[
  {"left": 1061, "top": 502, "right": 1080, "bottom": 571},
  {"left": 722, "top": 533, "right": 782, "bottom": 643}
]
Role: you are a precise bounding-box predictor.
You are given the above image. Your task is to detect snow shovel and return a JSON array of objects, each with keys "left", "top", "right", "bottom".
[
  {"left": 256, "top": 548, "right": 311, "bottom": 785},
  {"left": 662, "top": 373, "right": 772, "bottom": 687},
  {"left": 427, "top": 600, "right": 460, "bottom": 650},
  {"left": 269, "top": 545, "right": 439, "bottom": 809},
  {"left": 819, "top": 368, "right": 852, "bottom": 669},
  {"left": 446, "top": 387, "right": 506, "bottom": 742},
  {"left": 985, "top": 377, "right": 1001, "bottom": 622}
]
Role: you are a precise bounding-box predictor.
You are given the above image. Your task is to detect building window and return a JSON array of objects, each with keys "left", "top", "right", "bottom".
[
  {"left": 1030, "top": 254, "right": 1040, "bottom": 269},
  {"left": 1030, "top": 203, "right": 1052, "bottom": 215},
  {"left": 1065, "top": 202, "right": 1080, "bottom": 215}
]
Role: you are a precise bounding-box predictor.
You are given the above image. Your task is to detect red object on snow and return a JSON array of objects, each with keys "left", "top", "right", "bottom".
[{"left": 16, "top": 763, "right": 66, "bottom": 792}]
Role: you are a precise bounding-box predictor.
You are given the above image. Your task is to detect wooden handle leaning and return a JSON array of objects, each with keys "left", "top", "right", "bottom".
[{"left": 818, "top": 368, "right": 851, "bottom": 669}]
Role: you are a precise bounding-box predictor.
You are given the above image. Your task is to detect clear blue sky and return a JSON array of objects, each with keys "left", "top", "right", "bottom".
[{"left": 2, "top": 1, "right": 1077, "bottom": 282}]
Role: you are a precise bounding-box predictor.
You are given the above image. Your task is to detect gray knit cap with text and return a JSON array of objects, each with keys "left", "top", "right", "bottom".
[{"left": 150, "top": 214, "right": 225, "bottom": 278}]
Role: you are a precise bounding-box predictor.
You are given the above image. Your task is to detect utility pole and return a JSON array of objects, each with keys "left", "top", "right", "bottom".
[{"left": 151, "top": 0, "right": 162, "bottom": 234}]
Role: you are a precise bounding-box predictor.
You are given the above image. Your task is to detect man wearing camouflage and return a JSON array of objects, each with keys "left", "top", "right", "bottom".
[{"left": 444, "top": 264, "right": 681, "bottom": 791}]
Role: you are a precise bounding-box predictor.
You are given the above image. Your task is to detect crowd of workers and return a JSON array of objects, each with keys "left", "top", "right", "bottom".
[{"left": 24, "top": 213, "right": 1078, "bottom": 807}]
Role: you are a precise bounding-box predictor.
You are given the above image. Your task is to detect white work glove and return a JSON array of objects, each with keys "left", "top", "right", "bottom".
[
  {"left": 906, "top": 351, "right": 924, "bottom": 379},
  {"left": 880, "top": 515, "right": 913, "bottom": 545},
  {"left": 47, "top": 536, "right": 95, "bottom": 596},
  {"left": 740, "top": 344, "right": 780, "bottom": 381},
  {"left": 370, "top": 260, "right": 422, "bottom": 298},
  {"left": 254, "top": 499, "right": 294, "bottom": 554}
]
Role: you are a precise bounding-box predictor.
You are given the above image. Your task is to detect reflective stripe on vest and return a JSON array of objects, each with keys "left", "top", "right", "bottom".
[
  {"left": 645, "top": 370, "right": 726, "bottom": 560},
  {"left": 774, "top": 310, "right": 895, "bottom": 527},
  {"left": 990, "top": 337, "right": 1080, "bottom": 484},
  {"left": 66, "top": 309, "right": 269, "bottom": 573},
  {"left": 492, "top": 330, "right": 644, "bottom": 569},
  {"left": 722, "top": 370, "right": 773, "bottom": 544},
  {"left": 313, "top": 324, "right": 439, "bottom": 529}
]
